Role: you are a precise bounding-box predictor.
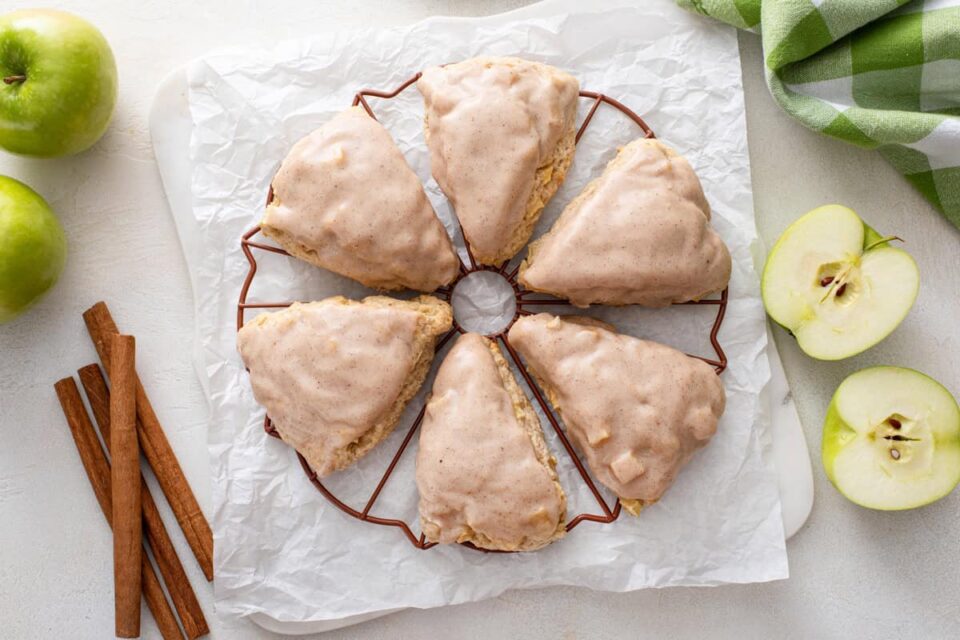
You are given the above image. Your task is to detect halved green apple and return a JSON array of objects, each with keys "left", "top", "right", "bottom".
[
  {"left": 762, "top": 205, "right": 919, "bottom": 360},
  {"left": 823, "top": 366, "right": 960, "bottom": 510}
]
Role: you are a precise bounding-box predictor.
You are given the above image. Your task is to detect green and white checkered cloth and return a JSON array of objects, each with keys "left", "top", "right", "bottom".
[{"left": 678, "top": 0, "right": 960, "bottom": 229}]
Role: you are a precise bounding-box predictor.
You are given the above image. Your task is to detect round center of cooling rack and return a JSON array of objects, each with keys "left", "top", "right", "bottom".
[{"left": 450, "top": 270, "right": 518, "bottom": 336}]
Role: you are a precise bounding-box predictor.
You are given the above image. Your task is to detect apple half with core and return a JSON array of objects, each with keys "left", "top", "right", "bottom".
[
  {"left": 823, "top": 366, "right": 960, "bottom": 510},
  {"left": 0, "top": 9, "right": 117, "bottom": 157},
  {"left": 0, "top": 176, "right": 66, "bottom": 323},
  {"left": 762, "top": 205, "right": 919, "bottom": 360}
]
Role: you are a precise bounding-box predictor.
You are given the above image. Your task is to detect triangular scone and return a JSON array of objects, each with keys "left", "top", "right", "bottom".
[
  {"left": 416, "top": 333, "right": 566, "bottom": 551},
  {"left": 263, "top": 106, "right": 459, "bottom": 292},
  {"left": 508, "top": 313, "right": 725, "bottom": 515},
  {"left": 237, "top": 295, "right": 452, "bottom": 477},
  {"left": 417, "top": 57, "right": 580, "bottom": 265},
  {"left": 520, "top": 138, "right": 732, "bottom": 307}
]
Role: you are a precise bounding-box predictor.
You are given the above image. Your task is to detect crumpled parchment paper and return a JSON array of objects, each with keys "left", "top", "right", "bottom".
[{"left": 184, "top": 0, "right": 788, "bottom": 623}]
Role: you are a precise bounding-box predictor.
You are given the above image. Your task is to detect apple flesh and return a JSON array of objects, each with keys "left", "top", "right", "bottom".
[
  {"left": 0, "top": 176, "right": 66, "bottom": 323},
  {"left": 823, "top": 366, "right": 960, "bottom": 510},
  {"left": 762, "top": 205, "right": 919, "bottom": 360},
  {"left": 0, "top": 9, "right": 117, "bottom": 157}
]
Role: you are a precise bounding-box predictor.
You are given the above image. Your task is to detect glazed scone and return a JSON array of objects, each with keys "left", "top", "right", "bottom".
[
  {"left": 263, "top": 106, "right": 459, "bottom": 292},
  {"left": 417, "top": 57, "right": 579, "bottom": 265},
  {"left": 508, "top": 313, "right": 725, "bottom": 515},
  {"left": 416, "top": 333, "right": 566, "bottom": 551},
  {"left": 237, "top": 295, "right": 452, "bottom": 476},
  {"left": 520, "top": 138, "right": 732, "bottom": 307}
]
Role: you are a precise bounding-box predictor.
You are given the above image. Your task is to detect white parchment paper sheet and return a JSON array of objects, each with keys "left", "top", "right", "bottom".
[{"left": 185, "top": 0, "right": 788, "bottom": 623}]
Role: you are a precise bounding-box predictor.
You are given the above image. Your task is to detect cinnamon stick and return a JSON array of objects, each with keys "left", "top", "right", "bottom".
[
  {"left": 111, "top": 334, "right": 141, "bottom": 638},
  {"left": 80, "top": 364, "right": 209, "bottom": 639},
  {"left": 83, "top": 301, "right": 214, "bottom": 581},
  {"left": 55, "top": 377, "right": 184, "bottom": 640}
]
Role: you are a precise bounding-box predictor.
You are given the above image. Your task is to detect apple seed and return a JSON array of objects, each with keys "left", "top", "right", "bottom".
[
  {"left": 820, "top": 276, "right": 834, "bottom": 287},
  {"left": 889, "top": 418, "right": 901, "bottom": 429},
  {"left": 835, "top": 283, "right": 847, "bottom": 297}
]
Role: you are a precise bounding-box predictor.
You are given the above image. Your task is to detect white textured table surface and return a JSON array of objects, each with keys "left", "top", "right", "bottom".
[{"left": 1, "top": 2, "right": 958, "bottom": 639}]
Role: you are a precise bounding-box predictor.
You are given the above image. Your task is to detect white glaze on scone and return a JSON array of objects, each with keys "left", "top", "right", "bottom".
[
  {"left": 263, "top": 106, "right": 459, "bottom": 291},
  {"left": 508, "top": 313, "right": 725, "bottom": 514},
  {"left": 416, "top": 333, "right": 566, "bottom": 550},
  {"left": 237, "top": 295, "right": 451, "bottom": 476},
  {"left": 417, "top": 57, "right": 579, "bottom": 265},
  {"left": 520, "top": 138, "right": 731, "bottom": 307}
]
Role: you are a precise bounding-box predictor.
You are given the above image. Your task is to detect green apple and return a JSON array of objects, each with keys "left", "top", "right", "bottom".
[
  {"left": 762, "top": 205, "right": 919, "bottom": 360},
  {"left": 0, "top": 176, "right": 66, "bottom": 323},
  {"left": 0, "top": 9, "right": 117, "bottom": 157},
  {"left": 823, "top": 367, "right": 960, "bottom": 510}
]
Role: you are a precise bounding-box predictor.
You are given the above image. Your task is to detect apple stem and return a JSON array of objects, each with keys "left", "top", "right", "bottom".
[
  {"left": 863, "top": 235, "right": 903, "bottom": 252},
  {"left": 2, "top": 74, "right": 26, "bottom": 85}
]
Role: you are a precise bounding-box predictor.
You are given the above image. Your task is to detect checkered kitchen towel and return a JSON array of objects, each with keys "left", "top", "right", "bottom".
[{"left": 679, "top": 0, "right": 960, "bottom": 229}]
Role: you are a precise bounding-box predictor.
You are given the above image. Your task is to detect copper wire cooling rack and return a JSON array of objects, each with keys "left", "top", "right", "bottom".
[{"left": 237, "top": 72, "right": 729, "bottom": 550}]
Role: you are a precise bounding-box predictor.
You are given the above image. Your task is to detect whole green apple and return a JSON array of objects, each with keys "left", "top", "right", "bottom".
[
  {"left": 0, "top": 176, "right": 66, "bottom": 323},
  {"left": 0, "top": 9, "right": 117, "bottom": 157}
]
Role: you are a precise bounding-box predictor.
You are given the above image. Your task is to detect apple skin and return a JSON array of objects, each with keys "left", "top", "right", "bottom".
[
  {"left": 822, "top": 396, "right": 857, "bottom": 495},
  {"left": 0, "top": 9, "right": 117, "bottom": 157},
  {"left": 0, "top": 176, "right": 66, "bottom": 323}
]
